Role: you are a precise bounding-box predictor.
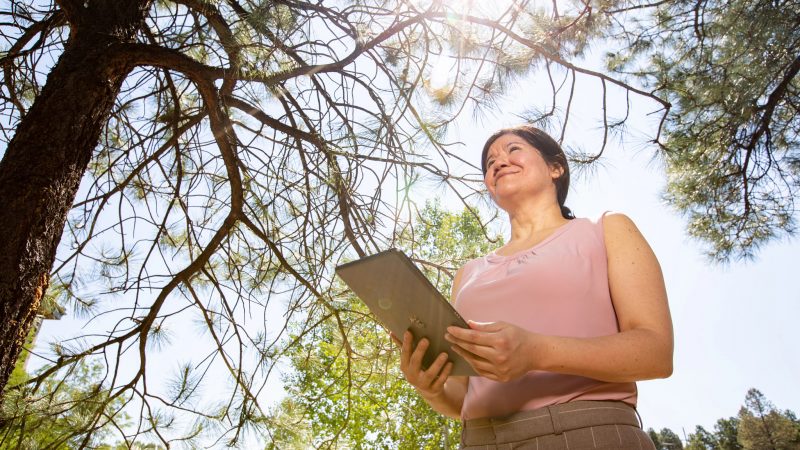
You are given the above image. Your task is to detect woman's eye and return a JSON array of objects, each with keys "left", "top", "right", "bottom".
[
  {"left": 486, "top": 160, "right": 494, "bottom": 168},
  {"left": 509, "top": 146, "right": 520, "bottom": 152}
]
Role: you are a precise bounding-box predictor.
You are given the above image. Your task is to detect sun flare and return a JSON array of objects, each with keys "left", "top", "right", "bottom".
[
  {"left": 437, "top": 0, "right": 581, "bottom": 19},
  {"left": 419, "top": 0, "right": 586, "bottom": 97}
]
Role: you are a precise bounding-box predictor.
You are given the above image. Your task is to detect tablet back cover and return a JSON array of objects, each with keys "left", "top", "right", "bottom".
[{"left": 335, "top": 249, "right": 476, "bottom": 376}]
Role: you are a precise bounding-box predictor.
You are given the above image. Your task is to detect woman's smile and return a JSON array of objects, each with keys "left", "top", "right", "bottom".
[{"left": 493, "top": 169, "right": 519, "bottom": 185}]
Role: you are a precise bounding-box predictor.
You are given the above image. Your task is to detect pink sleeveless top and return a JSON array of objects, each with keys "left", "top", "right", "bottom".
[{"left": 454, "top": 214, "right": 637, "bottom": 420}]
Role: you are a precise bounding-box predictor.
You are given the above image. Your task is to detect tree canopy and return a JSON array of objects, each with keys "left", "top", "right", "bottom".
[
  {"left": 1, "top": 359, "right": 132, "bottom": 449},
  {"left": 1, "top": 0, "right": 798, "bottom": 447},
  {"left": 607, "top": 0, "right": 800, "bottom": 261}
]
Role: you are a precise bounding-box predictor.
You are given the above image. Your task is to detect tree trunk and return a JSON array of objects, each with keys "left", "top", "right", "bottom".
[{"left": 0, "top": 0, "right": 149, "bottom": 399}]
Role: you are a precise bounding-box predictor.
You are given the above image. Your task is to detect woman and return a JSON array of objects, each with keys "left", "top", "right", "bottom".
[{"left": 398, "top": 125, "right": 673, "bottom": 449}]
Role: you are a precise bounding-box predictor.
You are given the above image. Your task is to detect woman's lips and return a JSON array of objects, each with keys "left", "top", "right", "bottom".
[{"left": 494, "top": 170, "right": 517, "bottom": 184}]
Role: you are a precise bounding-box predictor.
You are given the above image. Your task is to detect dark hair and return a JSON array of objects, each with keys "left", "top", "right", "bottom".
[{"left": 481, "top": 125, "right": 574, "bottom": 219}]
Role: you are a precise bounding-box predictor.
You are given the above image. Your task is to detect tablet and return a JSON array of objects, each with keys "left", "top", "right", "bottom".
[{"left": 335, "top": 249, "right": 476, "bottom": 376}]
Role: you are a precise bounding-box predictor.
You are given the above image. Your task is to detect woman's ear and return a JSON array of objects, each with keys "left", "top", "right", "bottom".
[{"left": 550, "top": 164, "right": 565, "bottom": 179}]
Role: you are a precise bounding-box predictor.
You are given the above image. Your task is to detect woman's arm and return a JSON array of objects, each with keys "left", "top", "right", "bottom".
[
  {"left": 395, "top": 265, "right": 470, "bottom": 418},
  {"left": 446, "top": 213, "right": 674, "bottom": 383}
]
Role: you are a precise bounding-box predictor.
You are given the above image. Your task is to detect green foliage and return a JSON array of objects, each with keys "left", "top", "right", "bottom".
[
  {"left": 686, "top": 425, "right": 721, "bottom": 450},
  {"left": 715, "top": 418, "right": 745, "bottom": 450},
  {"left": 649, "top": 427, "right": 684, "bottom": 450},
  {"left": 609, "top": 0, "right": 800, "bottom": 261},
  {"left": 685, "top": 389, "right": 800, "bottom": 450},
  {"left": 272, "top": 305, "right": 459, "bottom": 449},
  {"left": 268, "top": 203, "right": 500, "bottom": 449},
  {"left": 737, "top": 388, "right": 800, "bottom": 450},
  {"left": 6, "top": 328, "right": 36, "bottom": 391},
  {"left": 688, "top": 417, "right": 745, "bottom": 450},
  {"left": 0, "top": 360, "right": 131, "bottom": 449},
  {"left": 397, "top": 201, "right": 499, "bottom": 293},
  {"left": 8, "top": 303, "right": 67, "bottom": 389},
  {"left": 650, "top": 428, "right": 663, "bottom": 449}
]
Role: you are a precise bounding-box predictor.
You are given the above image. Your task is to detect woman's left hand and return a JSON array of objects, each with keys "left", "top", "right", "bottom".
[{"left": 445, "top": 320, "right": 539, "bottom": 382}]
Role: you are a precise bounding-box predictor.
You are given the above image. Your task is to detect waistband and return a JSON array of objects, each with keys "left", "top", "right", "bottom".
[{"left": 461, "top": 400, "right": 641, "bottom": 446}]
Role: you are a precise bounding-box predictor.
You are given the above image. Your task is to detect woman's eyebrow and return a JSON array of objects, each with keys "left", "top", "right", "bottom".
[
  {"left": 488, "top": 141, "right": 524, "bottom": 156},
  {"left": 486, "top": 140, "right": 525, "bottom": 161},
  {"left": 503, "top": 140, "right": 525, "bottom": 148}
]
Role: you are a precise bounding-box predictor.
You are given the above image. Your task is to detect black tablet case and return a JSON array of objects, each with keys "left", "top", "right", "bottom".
[{"left": 335, "top": 249, "right": 476, "bottom": 376}]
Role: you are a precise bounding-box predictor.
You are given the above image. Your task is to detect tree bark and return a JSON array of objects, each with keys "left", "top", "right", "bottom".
[{"left": 0, "top": 0, "right": 149, "bottom": 399}]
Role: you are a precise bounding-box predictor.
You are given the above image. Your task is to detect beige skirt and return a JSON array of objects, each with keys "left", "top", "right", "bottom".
[{"left": 460, "top": 400, "right": 657, "bottom": 450}]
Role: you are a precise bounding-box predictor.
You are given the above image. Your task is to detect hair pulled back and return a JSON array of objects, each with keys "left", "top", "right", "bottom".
[{"left": 481, "top": 125, "right": 574, "bottom": 220}]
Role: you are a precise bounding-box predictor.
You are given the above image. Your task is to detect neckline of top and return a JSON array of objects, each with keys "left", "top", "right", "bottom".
[{"left": 486, "top": 219, "right": 579, "bottom": 263}]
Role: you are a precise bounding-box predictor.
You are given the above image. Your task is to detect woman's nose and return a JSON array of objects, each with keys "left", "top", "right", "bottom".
[{"left": 492, "top": 158, "right": 509, "bottom": 173}]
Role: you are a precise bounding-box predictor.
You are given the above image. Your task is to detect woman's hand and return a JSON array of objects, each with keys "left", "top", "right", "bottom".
[
  {"left": 445, "top": 320, "right": 538, "bottom": 382},
  {"left": 393, "top": 330, "right": 454, "bottom": 400}
]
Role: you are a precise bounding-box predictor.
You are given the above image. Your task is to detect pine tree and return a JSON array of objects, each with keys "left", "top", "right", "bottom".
[
  {"left": 607, "top": 0, "right": 800, "bottom": 261},
  {"left": 686, "top": 418, "right": 744, "bottom": 450},
  {"left": 686, "top": 425, "right": 718, "bottom": 450},
  {"left": 738, "top": 389, "right": 799, "bottom": 450}
]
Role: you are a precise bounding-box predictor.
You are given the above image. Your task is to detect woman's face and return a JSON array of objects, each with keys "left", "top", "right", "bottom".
[{"left": 483, "top": 133, "right": 562, "bottom": 208}]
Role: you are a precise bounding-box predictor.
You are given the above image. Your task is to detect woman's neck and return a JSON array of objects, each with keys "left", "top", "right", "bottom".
[{"left": 507, "top": 203, "right": 568, "bottom": 243}]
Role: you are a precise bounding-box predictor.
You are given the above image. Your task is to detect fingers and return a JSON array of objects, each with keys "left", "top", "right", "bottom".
[
  {"left": 400, "top": 330, "right": 412, "bottom": 369},
  {"left": 450, "top": 345, "right": 508, "bottom": 381},
  {"left": 422, "top": 352, "right": 448, "bottom": 380},
  {"left": 446, "top": 325, "right": 476, "bottom": 341},
  {"left": 446, "top": 324, "right": 496, "bottom": 347},
  {"left": 446, "top": 322, "right": 525, "bottom": 381},
  {"left": 414, "top": 352, "right": 451, "bottom": 393},
  {"left": 449, "top": 343, "right": 491, "bottom": 371},
  {"left": 445, "top": 331, "right": 495, "bottom": 360},
  {"left": 467, "top": 320, "right": 504, "bottom": 331},
  {"left": 397, "top": 331, "right": 453, "bottom": 395},
  {"left": 447, "top": 321, "right": 502, "bottom": 337},
  {"left": 400, "top": 331, "right": 433, "bottom": 376},
  {"left": 409, "top": 334, "right": 429, "bottom": 369},
  {"left": 430, "top": 360, "right": 453, "bottom": 391}
]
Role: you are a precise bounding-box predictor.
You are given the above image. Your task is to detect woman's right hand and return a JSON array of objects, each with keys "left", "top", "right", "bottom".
[{"left": 393, "top": 330, "right": 454, "bottom": 400}]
